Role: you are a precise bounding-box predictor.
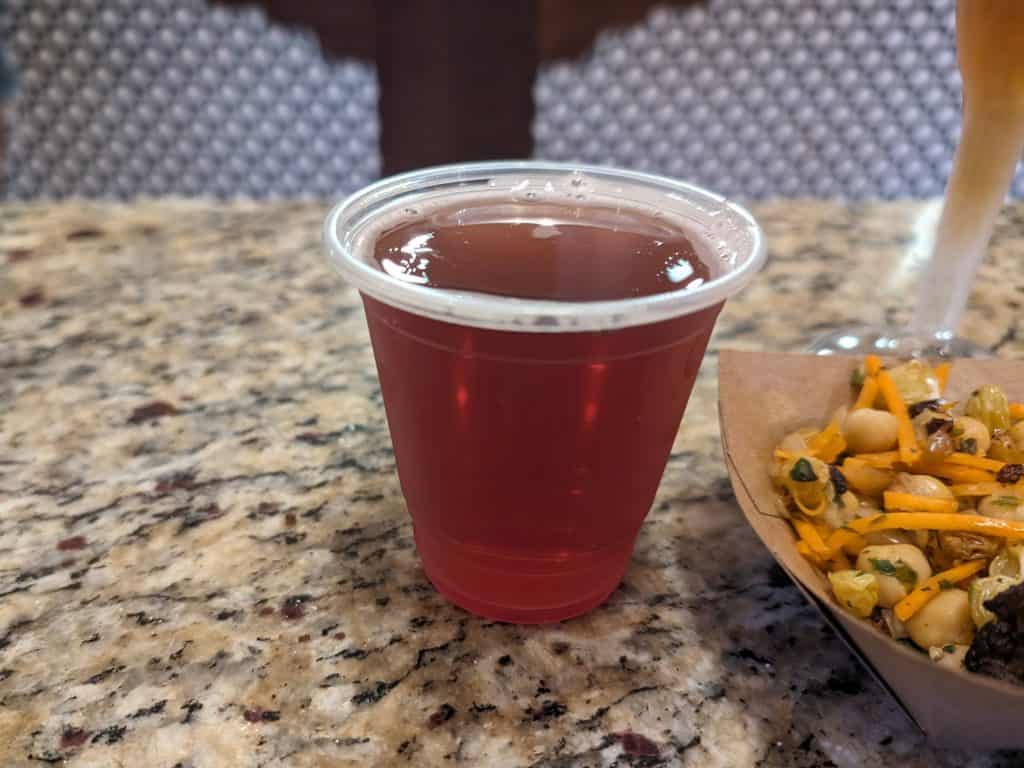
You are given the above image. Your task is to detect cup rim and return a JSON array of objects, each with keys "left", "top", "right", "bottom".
[{"left": 323, "top": 161, "right": 766, "bottom": 332}]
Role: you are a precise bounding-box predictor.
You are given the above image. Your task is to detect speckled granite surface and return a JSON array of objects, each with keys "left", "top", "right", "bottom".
[{"left": 2, "top": 200, "right": 1024, "bottom": 768}]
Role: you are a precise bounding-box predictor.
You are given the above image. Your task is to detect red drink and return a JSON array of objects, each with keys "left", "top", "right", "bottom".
[{"left": 326, "top": 163, "right": 764, "bottom": 623}]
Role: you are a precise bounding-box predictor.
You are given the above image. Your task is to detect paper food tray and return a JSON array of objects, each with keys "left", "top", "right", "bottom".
[{"left": 718, "top": 349, "right": 1024, "bottom": 749}]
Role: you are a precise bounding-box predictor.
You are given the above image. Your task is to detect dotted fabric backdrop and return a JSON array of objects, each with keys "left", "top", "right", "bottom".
[
  {"left": 0, "top": 0, "right": 379, "bottom": 200},
  {"left": 535, "top": 0, "right": 1024, "bottom": 200},
  {"left": 2, "top": 0, "right": 1023, "bottom": 200}
]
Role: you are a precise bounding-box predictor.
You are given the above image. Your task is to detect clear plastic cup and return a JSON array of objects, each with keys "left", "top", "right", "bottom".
[{"left": 325, "top": 162, "right": 764, "bottom": 623}]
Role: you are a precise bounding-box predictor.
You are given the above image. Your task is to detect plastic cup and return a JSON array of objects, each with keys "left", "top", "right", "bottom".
[{"left": 325, "top": 162, "right": 764, "bottom": 623}]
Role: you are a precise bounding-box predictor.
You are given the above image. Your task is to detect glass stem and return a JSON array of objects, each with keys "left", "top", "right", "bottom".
[{"left": 910, "top": 108, "right": 1024, "bottom": 337}]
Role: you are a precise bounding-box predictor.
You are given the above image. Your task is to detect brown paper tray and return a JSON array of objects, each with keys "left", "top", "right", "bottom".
[{"left": 718, "top": 350, "right": 1024, "bottom": 749}]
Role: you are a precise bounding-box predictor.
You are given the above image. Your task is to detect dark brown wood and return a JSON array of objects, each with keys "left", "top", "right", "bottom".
[
  {"left": 375, "top": 0, "right": 538, "bottom": 174},
  {"left": 213, "top": 1, "right": 707, "bottom": 174},
  {"left": 539, "top": 0, "right": 704, "bottom": 59},
  {"left": 217, "top": 0, "right": 377, "bottom": 59}
]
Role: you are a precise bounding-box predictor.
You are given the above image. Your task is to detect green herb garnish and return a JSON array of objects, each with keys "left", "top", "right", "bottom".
[
  {"left": 869, "top": 558, "right": 918, "bottom": 587},
  {"left": 959, "top": 437, "right": 978, "bottom": 455},
  {"left": 943, "top": 644, "right": 956, "bottom": 654},
  {"left": 789, "top": 458, "right": 817, "bottom": 482},
  {"left": 850, "top": 367, "right": 866, "bottom": 389},
  {"left": 939, "top": 580, "right": 955, "bottom": 590}
]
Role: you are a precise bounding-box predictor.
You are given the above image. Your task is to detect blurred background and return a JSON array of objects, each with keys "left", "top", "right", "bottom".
[{"left": 3, "top": 0, "right": 1023, "bottom": 202}]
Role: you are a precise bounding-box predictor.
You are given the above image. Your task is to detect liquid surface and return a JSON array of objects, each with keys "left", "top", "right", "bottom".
[{"left": 371, "top": 203, "right": 711, "bottom": 302}]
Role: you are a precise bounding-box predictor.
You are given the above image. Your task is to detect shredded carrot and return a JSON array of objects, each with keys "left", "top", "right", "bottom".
[
  {"left": 795, "top": 540, "right": 825, "bottom": 566},
  {"left": 916, "top": 463, "right": 995, "bottom": 485},
  {"left": 794, "top": 491, "right": 828, "bottom": 517},
  {"left": 807, "top": 424, "right": 835, "bottom": 454},
  {"left": 828, "top": 527, "right": 867, "bottom": 555},
  {"left": 831, "top": 512, "right": 1024, "bottom": 546},
  {"left": 949, "top": 482, "right": 1018, "bottom": 497},
  {"left": 894, "top": 560, "right": 987, "bottom": 622},
  {"left": 934, "top": 362, "right": 951, "bottom": 392},
  {"left": 865, "top": 355, "right": 883, "bottom": 377},
  {"left": 793, "top": 518, "right": 831, "bottom": 557},
  {"left": 819, "top": 439, "right": 847, "bottom": 464},
  {"left": 808, "top": 421, "right": 846, "bottom": 463},
  {"left": 829, "top": 550, "right": 852, "bottom": 570},
  {"left": 883, "top": 491, "right": 958, "bottom": 514},
  {"left": 877, "top": 370, "right": 921, "bottom": 465},
  {"left": 774, "top": 449, "right": 799, "bottom": 461},
  {"left": 945, "top": 452, "right": 1005, "bottom": 473},
  {"left": 851, "top": 451, "right": 902, "bottom": 468},
  {"left": 852, "top": 376, "right": 879, "bottom": 411},
  {"left": 1010, "top": 403, "right": 1024, "bottom": 420}
]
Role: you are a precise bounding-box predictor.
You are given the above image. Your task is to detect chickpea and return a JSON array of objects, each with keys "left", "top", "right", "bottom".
[
  {"left": 843, "top": 408, "right": 899, "bottom": 454},
  {"left": 888, "top": 473, "right": 952, "bottom": 549},
  {"left": 889, "top": 473, "right": 954, "bottom": 500},
  {"left": 905, "top": 589, "right": 974, "bottom": 650},
  {"left": 863, "top": 530, "right": 916, "bottom": 547},
  {"left": 930, "top": 643, "right": 969, "bottom": 672},
  {"left": 888, "top": 473, "right": 949, "bottom": 550},
  {"left": 822, "top": 491, "right": 867, "bottom": 530},
  {"left": 1011, "top": 421, "right": 1024, "bottom": 451},
  {"left": 778, "top": 429, "right": 813, "bottom": 454},
  {"left": 978, "top": 491, "right": 1024, "bottom": 522},
  {"left": 953, "top": 416, "right": 990, "bottom": 456},
  {"left": 841, "top": 459, "right": 893, "bottom": 497},
  {"left": 856, "top": 544, "right": 932, "bottom": 608}
]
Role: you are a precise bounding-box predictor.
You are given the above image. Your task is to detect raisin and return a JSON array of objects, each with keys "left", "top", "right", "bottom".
[
  {"left": 829, "top": 465, "right": 848, "bottom": 496},
  {"left": 997, "top": 464, "right": 1024, "bottom": 484},
  {"left": 909, "top": 399, "right": 943, "bottom": 418}
]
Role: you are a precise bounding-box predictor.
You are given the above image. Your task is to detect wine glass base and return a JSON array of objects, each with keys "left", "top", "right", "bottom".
[{"left": 807, "top": 326, "right": 991, "bottom": 359}]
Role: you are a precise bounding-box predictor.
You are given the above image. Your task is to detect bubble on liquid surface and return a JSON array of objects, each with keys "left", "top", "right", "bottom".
[{"left": 532, "top": 224, "right": 562, "bottom": 239}]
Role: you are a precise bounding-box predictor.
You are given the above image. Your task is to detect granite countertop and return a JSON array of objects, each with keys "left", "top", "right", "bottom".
[{"left": 2, "top": 200, "right": 1023, "bottom": 768}]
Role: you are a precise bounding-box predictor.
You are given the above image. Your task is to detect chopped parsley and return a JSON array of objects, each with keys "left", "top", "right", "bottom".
[
  {"left": 938, "top": 580, "right": 955, "bottom": 590},
  {"left": 958, "top": 437, "right": 978, "bottom": 455},
  {"left": 850, "top": 368, "right": 866, "bottom": 389},
  {"left": 943, "top": 644, "right": 956, "bottom": 654},
  {"left": 869, "top": 558, "right": 918, "bottom": 587},
  {"left": 789, "top": 458, "right": 817, "bottom": 483},
  {"left": 829, "top": 465, "right": 848, "bottom": 496}
]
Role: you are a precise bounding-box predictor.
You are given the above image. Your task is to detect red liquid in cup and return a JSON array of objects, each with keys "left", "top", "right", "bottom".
[{"left": 361, "top": 202, "right": 722, "bottom": 623}]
